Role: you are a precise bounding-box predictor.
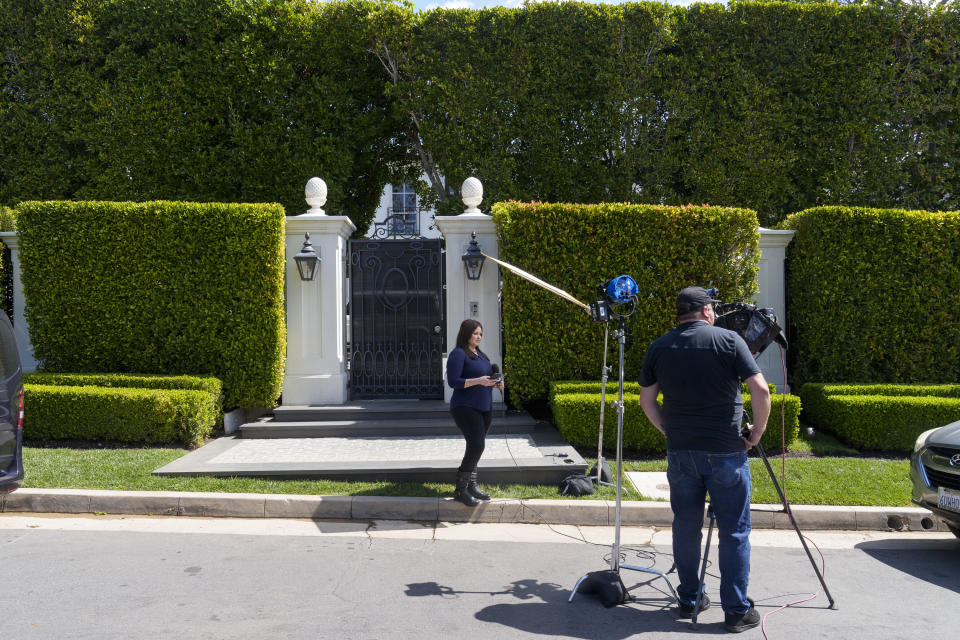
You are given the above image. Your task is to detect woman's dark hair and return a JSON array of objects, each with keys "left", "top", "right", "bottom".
[{"left": 455, "top": 319, "right": 486, "bottom": 359}]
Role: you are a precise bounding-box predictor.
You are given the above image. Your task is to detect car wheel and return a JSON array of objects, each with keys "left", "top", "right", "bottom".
[{"left": 947, "top": 523, "right": 960, "bottom": 539}]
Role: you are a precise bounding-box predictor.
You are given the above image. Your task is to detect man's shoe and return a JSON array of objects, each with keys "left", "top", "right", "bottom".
[
  {"left": 676, "top": 593, "right": 710, "bottom": 618},
  {"left": 724, "top": 607, "right": 760, "bottom": 633}
]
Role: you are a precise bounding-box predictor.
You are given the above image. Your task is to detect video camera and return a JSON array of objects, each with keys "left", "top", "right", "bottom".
[
  {"left": 713, "top": 297, "right": 788, "bottom": 355},
  {"left": 588, "top": 275, "right": 639, "bottom": 323}
]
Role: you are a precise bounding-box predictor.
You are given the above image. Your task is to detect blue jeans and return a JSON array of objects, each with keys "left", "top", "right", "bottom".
[{"left": 667, "top": 449, "right": 752, "bottom": 615}]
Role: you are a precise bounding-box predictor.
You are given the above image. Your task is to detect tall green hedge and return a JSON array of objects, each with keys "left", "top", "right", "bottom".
[
  {"left": 17, "top": 201, "right": 285, "bottom": 408},
  {"left": 0, "top": 0, "right": 404, "bottom": 234},
  {"left": 494, "top": 202, "right": 759, "bottom": 400},
  {"left": 784, "top": 207, "right": 960, "bottom": 386},
  {"left": 3, "top": 2, "right": 959, "bottom": 227}
]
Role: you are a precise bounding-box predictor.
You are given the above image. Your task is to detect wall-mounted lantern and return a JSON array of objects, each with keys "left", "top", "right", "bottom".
[
  {"left": 294, "top": 232, "right": 321, "bottom": 281},
  {"left": 462, "top": 231, "right": 485, "bottom": 280}
]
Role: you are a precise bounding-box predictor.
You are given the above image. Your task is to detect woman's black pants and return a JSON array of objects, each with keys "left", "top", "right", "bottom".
[{"left": 450, "top": 405, "right": 493, "bottom": 473}]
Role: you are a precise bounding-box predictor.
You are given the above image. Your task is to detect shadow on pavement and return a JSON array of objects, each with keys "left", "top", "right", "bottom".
[
  {"left": 405, "top": 578, "right": 728, "bottom": 637},
  {"left": 856, "top": 538, "right": 960, "bottom": 594}
]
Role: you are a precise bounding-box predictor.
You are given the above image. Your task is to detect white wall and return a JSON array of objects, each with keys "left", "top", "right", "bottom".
[{"left": 755, "top": 228, "right": 795, "bottom": 393}]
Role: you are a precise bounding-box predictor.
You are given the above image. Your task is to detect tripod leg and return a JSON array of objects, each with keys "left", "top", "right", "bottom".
[
  {"left": 690, "top": 504, "right": 715, "bottom": 629},
  {"left": 755, "top": 442, "right": 837, "bottom": 609}
]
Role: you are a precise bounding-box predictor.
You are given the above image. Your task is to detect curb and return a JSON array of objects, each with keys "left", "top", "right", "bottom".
[{"left": 0, "top": 488, "right": 948, "bottom": 533}]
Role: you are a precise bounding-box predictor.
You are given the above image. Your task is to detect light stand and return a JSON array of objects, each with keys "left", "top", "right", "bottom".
[
  {"left": 569, "top": 313, "right": 677, "bottom": 606},
  {"left": 592, "top": 322, "right": 621, "bottom": 491}
]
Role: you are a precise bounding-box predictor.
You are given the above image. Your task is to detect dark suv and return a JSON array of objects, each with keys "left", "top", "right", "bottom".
[
  {"left": 911, "top": 421, "right": 960, "bottom": 539},
  {"left": 0, "top": 312, "right": 24, "bottom": 493}
]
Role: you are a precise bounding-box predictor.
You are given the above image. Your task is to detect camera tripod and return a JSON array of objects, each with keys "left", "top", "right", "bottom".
[
  {"left": 569, "top": 314, "right": 676, "bottom": 605},
  {"left": 689, "top": 414, "right": 837, "bottom": 628}
]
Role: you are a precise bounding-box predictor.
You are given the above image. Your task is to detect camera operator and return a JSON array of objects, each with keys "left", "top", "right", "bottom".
[{"left": 638, "top": 286, "right": 771, "bottom": 633}]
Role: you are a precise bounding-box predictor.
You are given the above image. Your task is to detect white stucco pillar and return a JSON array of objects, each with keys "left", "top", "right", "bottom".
[
  {"left": 756, "top": 228, "right": 795, "bottom": 393},
  {"left": 282, "top": 178, "right": 356, "bottom": 405},
  {"left": 0, "top": 232, "right": 37, "bottom": 373},
  {"left": 435, "top": 178, "right": 504, "bottom": 404}
]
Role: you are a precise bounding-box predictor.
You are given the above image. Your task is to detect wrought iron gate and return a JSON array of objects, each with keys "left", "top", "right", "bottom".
[
  {"left": 1, "top": 245, "right": 12, "bottom": 324},
  {"left": 349, "top": 239, "right": 445, "bottom": 399}
]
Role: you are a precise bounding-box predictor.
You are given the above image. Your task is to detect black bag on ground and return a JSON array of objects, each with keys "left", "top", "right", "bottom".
[
  {"left": 576, "top": 570, "right": 630, "bottom": 607},
  {"left": 559, "top": 473, "right": 594, "bottom": 496},
  {"left": 588, "top": 459, "right": 613, "bottom": 483}
]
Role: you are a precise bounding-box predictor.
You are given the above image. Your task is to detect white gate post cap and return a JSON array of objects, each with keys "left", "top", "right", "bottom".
[
  {"left": 460, "top": 177, "right": 483, "bottom": 216},
  {"left": 305, "top": 177, "right": 327, "bottom": 215}
]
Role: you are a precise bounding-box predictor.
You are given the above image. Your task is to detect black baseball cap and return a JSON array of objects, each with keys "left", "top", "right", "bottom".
[{"left": 676, "top": 286, "right": 719, "bottom": 315}]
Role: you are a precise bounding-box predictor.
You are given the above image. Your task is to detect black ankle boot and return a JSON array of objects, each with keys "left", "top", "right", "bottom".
[
  {"left": 467, "top": 471, "right": 491, "bottom": 501},
  {"left": 453, "top": 472, "right": 480, "bottom": 507}
]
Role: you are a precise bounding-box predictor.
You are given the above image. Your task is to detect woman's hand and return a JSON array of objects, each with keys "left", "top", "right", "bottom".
[
  {"left": 466, "top": 376, "right": 499, "bottom": 388},
  {"left": 481, "top": 376, "right": 499, "bottom": 387}
]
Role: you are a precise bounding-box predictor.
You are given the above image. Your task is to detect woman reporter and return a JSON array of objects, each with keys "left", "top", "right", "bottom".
[{"left": 446, "top": 319, "right": 503, "bottom": 507}]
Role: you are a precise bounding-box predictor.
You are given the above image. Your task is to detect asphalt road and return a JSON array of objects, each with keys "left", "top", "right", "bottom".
[{"left": 0, "top": 515, "right": 956, "bottom": 640}]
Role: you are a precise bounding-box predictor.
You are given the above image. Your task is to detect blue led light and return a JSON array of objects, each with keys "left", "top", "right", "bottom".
[{"left": 605, "top": 275, "right": 638, "bottom": 304}]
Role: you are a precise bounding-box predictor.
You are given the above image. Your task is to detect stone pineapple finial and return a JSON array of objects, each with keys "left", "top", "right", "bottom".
[
  {"left": 305, "top": 177, "right": 327, "bottom": 215},
  {"left": 460, "top": 177, "right": 483, "bottom": 216}
]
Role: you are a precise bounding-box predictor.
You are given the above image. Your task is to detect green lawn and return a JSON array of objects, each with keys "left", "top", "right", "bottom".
[{"left": 21, "top": 445, "right": 912, "bottom": 507}]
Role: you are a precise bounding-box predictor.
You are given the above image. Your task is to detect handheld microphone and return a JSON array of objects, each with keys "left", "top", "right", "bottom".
[{"left": 491, "top": 363, "right": 503, "bottom": 382}]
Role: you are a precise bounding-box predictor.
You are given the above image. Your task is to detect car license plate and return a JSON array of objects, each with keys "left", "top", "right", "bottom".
[{"left": 938, "top": 487, "right": 960, "bottom": 513}]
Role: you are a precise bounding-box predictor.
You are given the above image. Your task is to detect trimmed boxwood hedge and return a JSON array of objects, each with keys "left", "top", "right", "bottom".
[
  {"left": 550, "top": 391, "right": 800, "bottom": 453},
  {"left": 23, "top": 372, "right": 223, "bottom": 404},
  {"left": 16, "top": 201, "right": 285, "bottom": 408},
  {"left": 24, "top": 372, "right": 223, "bottom": 428},
  {"left": 23, "top": 384, "right": 217, "bottom": 446},
  {"left": 550, "top": 380, "right": 777, "bottom": 397},
  {"left": 494, "top": 202, "right": 760, "bottom": 401},
  {"left": 802, "top": 383, "right": 960, "bottom": 400},
  {"left": 802, "top": 394, "right": 960, "bottom": 453},
  {"left": 800, "top": 383, "right": 960, "bottom": 452},
  {"left": 783, "top": 207, "right": 960, "bottom": 387}
]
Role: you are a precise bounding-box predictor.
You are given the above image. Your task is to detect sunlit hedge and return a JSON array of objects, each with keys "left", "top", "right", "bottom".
[
  {"left": 3, "top": 2, "right": 959, "bottom": 226},
  {"left": 495, "top": 201, "right": 759, "bottom": 400},
  {"left": 17, "top": 201, "right": 285, "bottom": 408},
  {"left": 784, "top": 207, "right": 960, "bottom": 386}
]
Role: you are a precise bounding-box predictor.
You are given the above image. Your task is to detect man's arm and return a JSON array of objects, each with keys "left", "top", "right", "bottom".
[
  {"left": 639, "top": 382, "right": 665, "bottom": 436},
  {"left": 742, "top": 372, "right": 771, "bottom": 447}
]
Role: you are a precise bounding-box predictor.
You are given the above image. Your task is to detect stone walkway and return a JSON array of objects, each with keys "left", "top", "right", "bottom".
[{"left": 208, "top": 434, "right": 544, "bottom": 464}]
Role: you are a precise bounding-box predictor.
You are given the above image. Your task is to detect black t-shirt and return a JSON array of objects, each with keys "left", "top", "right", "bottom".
[{"left": 639, "top": 321, "right": 761, "bottom": 452}]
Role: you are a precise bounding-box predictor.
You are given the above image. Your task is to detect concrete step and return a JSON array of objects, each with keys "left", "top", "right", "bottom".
[
  {"left": 272, "top": 400, "right": 508, "bottom": 422},
  {"left": 240, "top": 414, "right": 539, "bottom": 439},
  {"left": 153, "top": 424, "right": 587, "bottom": 485}
]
